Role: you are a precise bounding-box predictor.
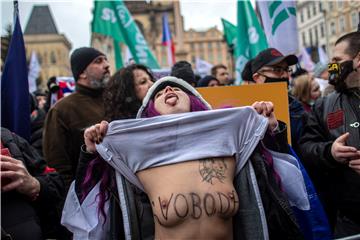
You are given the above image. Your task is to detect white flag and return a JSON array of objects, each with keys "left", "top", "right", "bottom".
[
  {"left": 195, "top": 58, "right": 213, "bottom": 78},
  {"left": 300, "top": 47, "right": 315, "bottom": 71},
  {"left": 318, "top": 46, "right": 328, "bottom": 65},
  {"left": 257, "top": 1, "right": 299, "bottom": 55},
  {"left": 28, "top": 51, "right": 41, "bottom": 93}
]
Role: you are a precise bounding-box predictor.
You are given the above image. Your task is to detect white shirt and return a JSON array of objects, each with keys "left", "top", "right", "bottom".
[{"left": 96, "top": 106, "right": 269, "bottom": 191}]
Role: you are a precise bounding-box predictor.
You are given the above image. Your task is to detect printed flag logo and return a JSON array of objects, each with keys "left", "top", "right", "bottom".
[{"left": 268, "top": 1, "right": 296, "bottom": 35}]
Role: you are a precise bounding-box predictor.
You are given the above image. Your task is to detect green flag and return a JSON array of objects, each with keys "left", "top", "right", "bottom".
[
  {"left": 91, "top": 0, "right": 160, "bottom": 69},
  {"left": 221, "top": 18, "right": 237, "bottom": 52},
  {"left": 92, "top": 1, "right": 124, "bottom": 69},
  {"left": 236, "top": 0, "right": 268, "bottom": 84}
]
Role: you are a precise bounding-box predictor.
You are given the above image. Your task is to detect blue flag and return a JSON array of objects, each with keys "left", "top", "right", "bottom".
[{"left": 1, "top": 10, "right": 30, "bottom": 141}]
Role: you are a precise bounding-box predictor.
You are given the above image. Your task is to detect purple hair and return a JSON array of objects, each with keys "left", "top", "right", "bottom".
[
  {"left": 81, "top": 156, "right": 114, "bottom": 224},
  {"left": 143, "top": 94, "right": 209, "bottom": 117}
]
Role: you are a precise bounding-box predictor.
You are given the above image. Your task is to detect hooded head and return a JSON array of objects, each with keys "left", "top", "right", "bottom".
[
  {"left": 197, "top": 75, "right": 220, "bottom": 87},
  {"left": 170, "top": 61, "right": 196, "bottom": 86},
  {"left": 137, "top": 76, "right": 211, "bottom": 118}
]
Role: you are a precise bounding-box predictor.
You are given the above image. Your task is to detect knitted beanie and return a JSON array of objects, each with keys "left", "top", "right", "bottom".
[{"left": 70, "top": 47, "right": 105, "bottom": 81}]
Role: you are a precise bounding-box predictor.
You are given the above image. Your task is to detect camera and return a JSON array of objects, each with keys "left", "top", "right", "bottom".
[{"left": 47, "top": 76, "right": 60, "bottom": 93}]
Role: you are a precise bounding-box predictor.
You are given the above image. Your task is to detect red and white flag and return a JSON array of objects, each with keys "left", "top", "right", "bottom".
[{"left": 162, "top": 13, "right": 175, "bottom": 67}]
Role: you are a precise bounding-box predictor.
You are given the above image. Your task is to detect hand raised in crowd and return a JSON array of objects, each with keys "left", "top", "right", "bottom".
[
  {"left": 331, "top": 132, "right": 360, "bottom": 164},
  {"left": 84, "top": 120, "right": 109, "bottom": 153},
  {"left": 1, "top": 155, "right": 40, "bottom": 199},
  {"left": 251, "top": 101, "right": 278, "bottom": 132}
]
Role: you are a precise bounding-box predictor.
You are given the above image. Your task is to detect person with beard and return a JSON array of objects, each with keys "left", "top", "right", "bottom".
[
  {"left": 298, "top": 32, "right": 360, "bottom": 237},
  {"left": 246, "top": 48, "right": 305, "bottom": 153},
  {"left": 43, "top": 47, "right": 110, "bottom": 190}
]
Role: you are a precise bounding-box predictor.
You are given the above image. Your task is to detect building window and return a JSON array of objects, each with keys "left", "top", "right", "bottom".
[
  {"left": 302, "top": 32, "right": 306, "bottom": 46},
  {"left": 217, "top": 41, "right": 221, "bottom": 50},
  {"left": 319, "top": 2, "right": 322, "bottom": 12},
  {"left": 191, "top": 43, "right": 195, "bottom": 51},
  {"left": 330, "top": 21, "right": 336, "bottom": 35},
  {"left": 209, "top": 52, "right": 214, "bottom": 62},
  {"left": 217, "top": 53, "right": 222, "bottom": 63},
  {"left": 312, "top": 2, "right": 316, "bottom": 15},
  {"left": 314, "top": 26, "right": 319, "bottom": 45},
  {"left": 337, "top": 1, "right": 343, "bottom": 8},
  {"left": 43, "top": 52, "right": 48, "bottom": 65},
  {"left": 329, "top": 2, "right": 334, "bottom": 11},
  {"left": 307, "top": 6, "right": 311, "bottom": 19},
  {"left": 351, "top": 12, "right": 358, "bottom": 29},
  {"left": 38, "top": 54, "right": 42, "bottom": 65},
  {"left": 300, "top": 11, "right": 304, "bottom": 23},
  {"left": 309, "top": 28, "right": 313, "bottom": 46},
  {"left": 199, "top": 42, "right": 204, "bottom": 51},
  {"left": 208, "top": 42, "right": 212, "bottom": 50},
  {"left": 50, "top": 51, "right": 56, "bottom": 64},
  {"left": 192, "top": 55, "right": 196, "bottom": 63},
  {"left": 339, "top": 16, "right": 345, "bottom": 33},
  {"left": 320, "top": 22, "right": 325, "bottom": 38}
]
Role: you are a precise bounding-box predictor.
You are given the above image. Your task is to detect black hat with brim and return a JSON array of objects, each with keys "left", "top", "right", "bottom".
[{"left": 251, "top": 48, "right": 298, "bottom": 74}]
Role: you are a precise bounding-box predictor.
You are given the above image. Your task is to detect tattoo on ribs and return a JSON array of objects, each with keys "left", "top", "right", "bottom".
[{"left": 199, "top": 158, "right": 227, "bottom": 184}]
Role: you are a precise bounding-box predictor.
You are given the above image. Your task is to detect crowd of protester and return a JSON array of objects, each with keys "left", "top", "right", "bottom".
[{"left": 1, "top": 31, "right": 359, "bottom": 240}]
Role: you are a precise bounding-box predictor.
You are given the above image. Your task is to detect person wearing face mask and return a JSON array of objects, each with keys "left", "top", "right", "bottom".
[
  {"left": 43, "top": 47, "right": 110, "bottom": 190},
  {"left": 298, "top": 31, "right": 360, "bottom": 237},
  {"left": 244, "top": 48, "right": 305, "bottom": 153},
  {"left": 291, "top": 73, "right": 321, "bottom": 113}
]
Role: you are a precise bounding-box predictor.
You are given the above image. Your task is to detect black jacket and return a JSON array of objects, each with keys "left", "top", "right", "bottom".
[
  {"left": 298, "top": 90, "right": 360, "bottom": 226},
  {"left": 1, "top": 127, "right": 66, "bottom": 240}
]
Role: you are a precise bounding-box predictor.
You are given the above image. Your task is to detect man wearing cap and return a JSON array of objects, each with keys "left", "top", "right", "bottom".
[
  {"left": 246, "top": 48, "right": 305, "bottom": 152},
  {"left": 43, "top": 47, "right": 110, "bottom": 189}
]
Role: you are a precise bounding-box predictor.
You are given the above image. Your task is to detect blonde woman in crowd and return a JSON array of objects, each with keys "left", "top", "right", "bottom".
[{"left": 291, "top": 74, "right": 321, "bottom": 112}]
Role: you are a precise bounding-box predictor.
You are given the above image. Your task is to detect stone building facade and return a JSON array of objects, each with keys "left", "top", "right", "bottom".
[{"left": 24, "top": 5, "right": 72, "bottom": 90}]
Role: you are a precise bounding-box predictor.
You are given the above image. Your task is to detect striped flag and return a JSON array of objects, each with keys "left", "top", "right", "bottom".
[
  {"left": 49, "top": 77, "right": 75, "bottom": 108},
  {"left": 162, "top": 13, "right": 175, "bottom": 67}
]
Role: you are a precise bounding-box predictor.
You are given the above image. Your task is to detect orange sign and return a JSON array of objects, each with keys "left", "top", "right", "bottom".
[{"left": 197, "top": 82, "right": 291, "bottom": 144}]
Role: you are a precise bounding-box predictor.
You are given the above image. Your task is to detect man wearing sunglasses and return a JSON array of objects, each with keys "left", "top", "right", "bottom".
[
  {"left": 298, "top": 31, "right": 360, "bottom": 237},
  {"left": 244, "top": 48, "right": 304, "bottom": 153}
]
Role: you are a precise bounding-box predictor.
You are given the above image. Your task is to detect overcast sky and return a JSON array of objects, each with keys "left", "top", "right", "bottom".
[{"left": 1, "top": 0, "right": 238, "bottom": 51}]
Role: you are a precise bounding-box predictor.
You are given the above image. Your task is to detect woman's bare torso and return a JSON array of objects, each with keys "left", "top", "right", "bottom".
[{"left": 137, "top": 156, "right": 238, "bottom": 239}]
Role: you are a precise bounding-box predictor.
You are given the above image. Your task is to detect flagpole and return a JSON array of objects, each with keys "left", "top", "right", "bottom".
[{"left": 13, "top": 0, "right": 19, "bottom": 29}]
